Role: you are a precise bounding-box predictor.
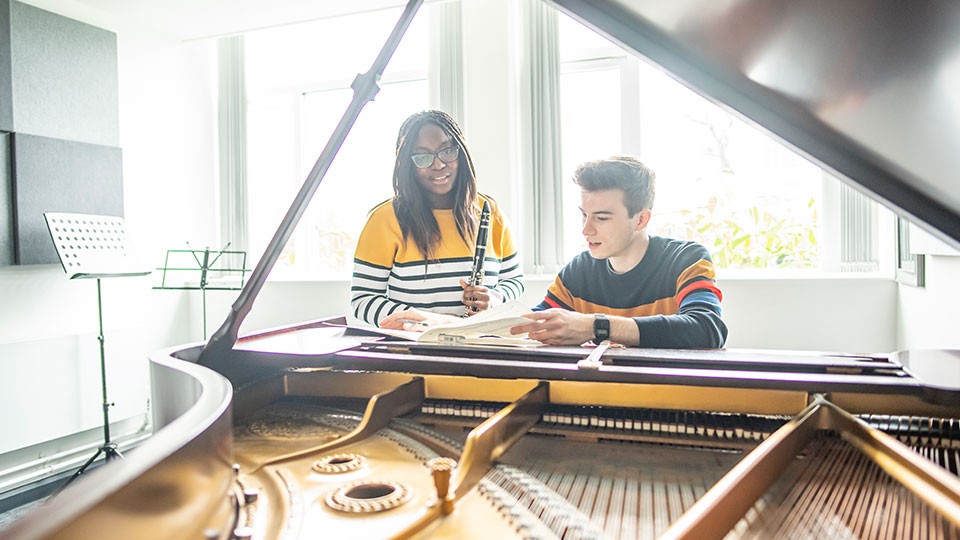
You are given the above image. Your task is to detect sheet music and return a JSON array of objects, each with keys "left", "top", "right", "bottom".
[{"left": 369, "top": 301, "right": 538, "bottom": 347}]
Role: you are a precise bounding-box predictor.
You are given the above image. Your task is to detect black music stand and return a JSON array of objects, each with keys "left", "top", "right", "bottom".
[{"left": 43, "top": 212, "right": 151, "bottom": 495}]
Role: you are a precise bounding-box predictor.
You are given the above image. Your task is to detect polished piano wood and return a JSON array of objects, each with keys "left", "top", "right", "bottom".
[{"left": 6, "top": 321, "right": 960, "bottom": 539}]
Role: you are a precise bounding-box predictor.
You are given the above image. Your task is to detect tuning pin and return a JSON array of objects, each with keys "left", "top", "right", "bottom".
[{"left": 427, "top": 457, "right": 457, "bottom": 514}]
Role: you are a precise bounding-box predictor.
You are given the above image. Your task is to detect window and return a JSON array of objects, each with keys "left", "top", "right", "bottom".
[
  {"left": 557, "top": 14, "right": 890, "bottom": 274},
  {"left": 244, "top": 8, "right": 431, "bottom": 280},
  {"left": 233, "top": 5, "right": 893, "bottom": 282},
  {"left": 559, "top": 61, "right": 622, "bottom": 259},
  {"left": 896, "top": 217, "right": 925, "bottom": 287}
]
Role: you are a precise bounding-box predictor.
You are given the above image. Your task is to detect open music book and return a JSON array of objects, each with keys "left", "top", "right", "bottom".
[{"left": 374, "top": 301, "right": 539, "bottom": 347}]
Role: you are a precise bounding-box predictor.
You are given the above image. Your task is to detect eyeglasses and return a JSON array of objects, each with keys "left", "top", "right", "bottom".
[{"left": 411, "top": 146, "right": 459, "bottom": 169}]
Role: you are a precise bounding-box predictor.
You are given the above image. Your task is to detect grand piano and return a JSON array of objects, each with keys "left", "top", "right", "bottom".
[{"left": 6, "top": 1, "right": 960, "bottom": 539}]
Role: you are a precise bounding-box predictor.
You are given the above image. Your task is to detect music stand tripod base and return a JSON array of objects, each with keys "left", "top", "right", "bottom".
[{"left": 43, "top": 213, "right": 150, "bottom": 496}]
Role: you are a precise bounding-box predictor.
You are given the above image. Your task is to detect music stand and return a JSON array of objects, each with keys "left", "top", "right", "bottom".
[
  {"left": 42, "top": 212, "right": 151, "bottom": 495},
  {"left": 152, "top": 243, "right": 249, "bottom": 339}
]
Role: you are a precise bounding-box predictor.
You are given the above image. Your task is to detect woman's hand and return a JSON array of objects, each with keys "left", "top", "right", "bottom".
[
  {"left": 379, "top": 309, "right": 459, "bottom": 331},
  {"left": 460, "top": 279, "right": 492, "bottom": 315}
]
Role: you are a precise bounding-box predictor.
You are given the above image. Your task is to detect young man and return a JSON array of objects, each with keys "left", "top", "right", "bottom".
[{"left": 511, "top": 156, "right": 727, "bottom": 348}]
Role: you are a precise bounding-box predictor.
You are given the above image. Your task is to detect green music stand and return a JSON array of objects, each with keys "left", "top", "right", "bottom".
[{"left": 153, "top": 243, "right": 249, "bottom": 339}]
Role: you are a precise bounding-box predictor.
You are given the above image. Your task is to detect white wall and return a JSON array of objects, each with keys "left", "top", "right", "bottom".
[
  {"left": 720, "top": 277, "right": 897, "bottom": 353},
  {"left": 898, "top": 255, "right": 960, "bottom": 350},
  {"left": 0, "top": 0, "right": 218, "bottom": 491}
]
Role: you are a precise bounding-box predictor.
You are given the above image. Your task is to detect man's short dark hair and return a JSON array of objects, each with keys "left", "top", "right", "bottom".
[{"left": 573, "top": 156, "right": 656, "bottom": 216}]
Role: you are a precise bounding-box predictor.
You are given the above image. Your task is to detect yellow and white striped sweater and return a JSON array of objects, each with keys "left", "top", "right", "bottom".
[{"left": 351, "top": 196, "right": 524, "bottom": 326}]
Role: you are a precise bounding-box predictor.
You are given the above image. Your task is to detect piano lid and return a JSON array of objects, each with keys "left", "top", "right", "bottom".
[{"left": 551, "top": 0, "right": 960, "bottom": 250}]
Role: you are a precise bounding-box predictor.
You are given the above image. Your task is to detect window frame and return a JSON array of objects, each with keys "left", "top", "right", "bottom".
[
  {"left": 896, "top": 216, "right": 926, "bottom": 287},
  {"left": 233, "top": 6, "right": 450, "bottom": 281},
  {"left": 554, "top": 37, "right": 890, "bottom": 277},
  {"left": 225, "top": 4, "right": 896, "bottom": 283}
]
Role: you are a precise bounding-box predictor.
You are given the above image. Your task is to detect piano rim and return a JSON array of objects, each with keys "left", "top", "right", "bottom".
[{"left": 7, "top": 337, "right": 960, "bottom": 539}]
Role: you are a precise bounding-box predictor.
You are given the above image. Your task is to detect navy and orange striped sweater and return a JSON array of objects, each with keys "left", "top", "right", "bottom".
[{"left": 536, "top": 236, "right": 727, "bottom": 348}]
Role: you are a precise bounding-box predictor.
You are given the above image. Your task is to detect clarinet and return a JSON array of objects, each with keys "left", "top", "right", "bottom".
[{"left": 464, "top": 200, "right": 491, "bottom": 317}]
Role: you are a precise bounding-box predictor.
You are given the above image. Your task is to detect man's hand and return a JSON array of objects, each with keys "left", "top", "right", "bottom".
[
  {"left": 459, "top": 279, "right": 492, "bottom": 315},
  {"left": 379, "top": 309, "right": 459, "bottom": 331},
  {"left": 509, "top": 309, "right": 594, "bottom": 345}
]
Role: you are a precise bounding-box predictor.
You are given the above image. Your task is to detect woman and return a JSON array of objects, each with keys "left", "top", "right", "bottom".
[{"left": 350, "top": 110, "right": 524, "bottom": 329}]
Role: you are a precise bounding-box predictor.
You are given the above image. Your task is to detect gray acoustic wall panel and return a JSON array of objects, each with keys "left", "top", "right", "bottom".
[
  {"left": 0, "top": 1, "right": 12, "bottom": 132},
  {"left": 11, "top": 133, "right": 123, "bottom": 265},
  {"left": 7, "top": 0, "right": 118, "bottom": 146},
  {"left": 0, "top": 132, "right": 11, "bottom": 266}
]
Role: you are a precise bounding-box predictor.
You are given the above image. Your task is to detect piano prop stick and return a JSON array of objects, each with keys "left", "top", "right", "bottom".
[
  {"left": 197, "top": 0, "right": 426, "bottom": 368},
  {"left": 463, "top": 200, "right": 491, "bottom": 317}
]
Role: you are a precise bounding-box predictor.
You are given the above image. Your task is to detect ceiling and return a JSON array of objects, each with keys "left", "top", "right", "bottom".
[{"left": 30, "top": 0, "right": 410, "bottom": 41}]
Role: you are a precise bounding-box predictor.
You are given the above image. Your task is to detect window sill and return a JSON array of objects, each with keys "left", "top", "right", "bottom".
[
  {"left": 186, "top": 272, "right": 898, "bottom": 287},
  {"left": 716, "top": 269, "right": 894, "bottom": 281},
  {"left": 525, "top": 271, "right": 895, "bottom": 282}
]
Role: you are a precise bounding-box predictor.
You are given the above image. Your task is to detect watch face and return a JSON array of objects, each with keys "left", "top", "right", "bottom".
[{"left": 594, "top": 314, "right": 610, "bottom": 344}]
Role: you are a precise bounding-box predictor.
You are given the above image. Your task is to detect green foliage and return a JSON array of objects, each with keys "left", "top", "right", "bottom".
[
  {"left": 660, "top": 195, "right": 819, "bottom": 270},
  {"left": 277, "top": 229, "right": 354, "bottom": 274},
  {"left": 315, "top": 227, "right": 355, "bottom": 273},
  {"left": 655, "top": 107, "right": 822, "bottom": 270}
]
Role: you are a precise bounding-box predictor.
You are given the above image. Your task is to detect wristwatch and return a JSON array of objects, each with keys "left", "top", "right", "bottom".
[{"left": 593, "top": 313, "right": 610, "bottom": 345}]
